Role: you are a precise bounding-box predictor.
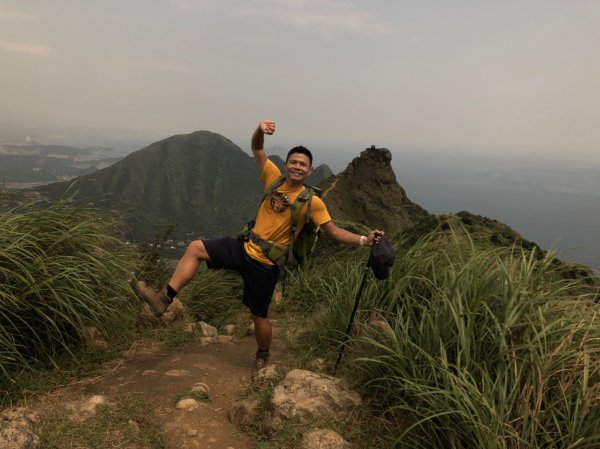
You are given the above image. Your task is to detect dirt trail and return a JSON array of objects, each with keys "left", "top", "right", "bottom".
[{"left": 79, "top": 331, "right": 293, "bottom": 449}]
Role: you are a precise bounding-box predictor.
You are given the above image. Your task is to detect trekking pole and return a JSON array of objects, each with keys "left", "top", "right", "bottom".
[{"left": 333, "top": 248, "right": 373, "bottom": 376}]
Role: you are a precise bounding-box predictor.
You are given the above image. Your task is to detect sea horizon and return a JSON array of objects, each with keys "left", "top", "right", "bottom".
[{"left": 388, "top": 152, "right": 600, "bottom": 274}]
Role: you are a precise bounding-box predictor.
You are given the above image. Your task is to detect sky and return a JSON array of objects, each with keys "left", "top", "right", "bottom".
[{"left": 1, "top": 0, "right": 599, "bottom": 164}]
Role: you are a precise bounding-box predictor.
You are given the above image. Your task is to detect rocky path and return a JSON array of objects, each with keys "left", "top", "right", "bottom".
[
  {"left": 81, "top": 333, "right": 293, "bottom": 449},
  {"left": 91, "top": 338, "right": 252, "bottom": 448},
  {"left": 2, "top": 320, "right": 363, "bottom": 449}
]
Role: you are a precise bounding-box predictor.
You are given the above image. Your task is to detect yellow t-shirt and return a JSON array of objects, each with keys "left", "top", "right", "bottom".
[{"left": 244, "top": 159, "right": 332, "bottom": 265}]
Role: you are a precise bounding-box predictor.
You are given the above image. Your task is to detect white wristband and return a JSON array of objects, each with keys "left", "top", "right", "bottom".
[{"left": 359, "top": 236, "right": 366, "bottom": 246}]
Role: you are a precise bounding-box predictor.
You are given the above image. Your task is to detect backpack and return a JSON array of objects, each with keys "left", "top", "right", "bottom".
[{"left": 239, "top": 176, "right": 322, "bottom": 267}]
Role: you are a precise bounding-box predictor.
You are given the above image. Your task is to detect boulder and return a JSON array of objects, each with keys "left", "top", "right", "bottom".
[
  {"left": 302, "top": 428, "right": 353, "bottom": 449},
  {"left": 0, "top": 408, "right": 41, "bottom": 449},
  {"left": 199, "top": 321, "right": 218, "bottom": 338},
  {"left": 175, "top": 398, "right": 199, "bottom": 411},
  {"left": 264, "top": 370, "right": 361, "bottom": 431},
  {"left": 64, "top": 395, "right": 108, "bottom": 422}
]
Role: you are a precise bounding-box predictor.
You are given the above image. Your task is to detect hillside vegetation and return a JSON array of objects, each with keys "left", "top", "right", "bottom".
[
  {"left": 32, "top": 131, "right": 333, "bottom": 242},
  {"left": 2, "top": 136, "right": 599, "bottom": 448},
  {"left": 0, "top": 201, "right": 137, "bottom": 388},
  {"left": 1, "top": 199, "right": 599, "bottom": 448},
  {"left": 282, "top": 228, "right": 600, "bottom": 448}
]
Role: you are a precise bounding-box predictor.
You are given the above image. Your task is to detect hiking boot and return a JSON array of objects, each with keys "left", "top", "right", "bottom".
[
  {"left": 135, "top": 281, "right": 171, "bottom": 317},
  {"left": 255, "top": 349, "right": 270, "bottom": 370}
]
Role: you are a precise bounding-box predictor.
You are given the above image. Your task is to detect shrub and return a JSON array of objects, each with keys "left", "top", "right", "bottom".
[
  {"left": 0, "top": 201, "right": 136, "bottom": 385},
  {"left": 178, "top": 265, "right": 244, "bottom": 327},
  {"left": 351, "top": 235, "right": 600, "bottom": 448},
  {"left": 285, "top": 230, "right": 600, "bottom": 448}
]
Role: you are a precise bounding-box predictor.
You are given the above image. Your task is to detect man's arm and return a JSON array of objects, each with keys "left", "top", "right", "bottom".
[
  {"left": 321, "top": 221, "right": 383, "bottom": 247},
  {"left": 251, "top": 120, "right": 276, "bottom": 170}
]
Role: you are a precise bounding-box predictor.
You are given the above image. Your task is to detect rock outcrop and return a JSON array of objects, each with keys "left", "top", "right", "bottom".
[
  {"left": 263, "top": 369, "right": 362, "bottom": 433},
  {"left": 302, "top": 428, "right": 353, "bottom": 449},
  {"left": 323, "top": 146, "right": 429, "bottom": 233},
  {"left": 0, "top": 408, "right": 41, "bottom": 449}
]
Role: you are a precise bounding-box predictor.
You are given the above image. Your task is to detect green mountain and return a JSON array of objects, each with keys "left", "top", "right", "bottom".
[
  {"left": 24, "top": 131, "right": 598, "bottom": 286},
  {"left": 33, "top": 131, "right": 333, "bottom": 241}
]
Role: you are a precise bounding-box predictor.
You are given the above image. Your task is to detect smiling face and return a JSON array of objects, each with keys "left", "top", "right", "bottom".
[{"left": 284, "top": 152, "right": 313, "bottom": 185}]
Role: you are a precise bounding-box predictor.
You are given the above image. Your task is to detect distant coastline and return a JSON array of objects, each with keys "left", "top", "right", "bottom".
[{"left": 390, "top": 154, "right": 600, "bottom": 274}]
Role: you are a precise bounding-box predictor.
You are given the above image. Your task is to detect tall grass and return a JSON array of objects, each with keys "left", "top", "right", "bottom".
[
  {"left": 281, "top": 247, "right": 393, "bottom": 358},
  {"left": 179, "top": 265, "right": 245, "bottom": 327},
  {"left": 0, "top": 201, "right": 137, "bottom": 386},
  {"left": 287, "top": 233, "right": 600, "bottom": 448}
]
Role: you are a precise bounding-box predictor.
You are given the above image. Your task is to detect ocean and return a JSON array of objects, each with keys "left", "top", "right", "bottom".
[{"left": 388, "top": 152, "right": 600, "bottom": 274}]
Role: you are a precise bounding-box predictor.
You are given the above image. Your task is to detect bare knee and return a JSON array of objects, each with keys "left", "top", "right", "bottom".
[{"left": 252, "top": 315, "right": 270, "bottom": 327}]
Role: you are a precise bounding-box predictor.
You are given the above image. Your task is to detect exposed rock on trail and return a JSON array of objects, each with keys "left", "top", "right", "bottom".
[{"left": 2, "top": 325, "right": 366, "bottom": 448}]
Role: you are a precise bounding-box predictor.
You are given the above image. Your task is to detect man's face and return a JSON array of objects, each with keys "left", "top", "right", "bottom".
[{"left": 284, "top": 152, "right": 312, "bottom": 183}]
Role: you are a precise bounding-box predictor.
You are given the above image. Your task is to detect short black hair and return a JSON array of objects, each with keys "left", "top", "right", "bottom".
[{"left": 286, "top": 145, "right": 313, "bottom": 167}]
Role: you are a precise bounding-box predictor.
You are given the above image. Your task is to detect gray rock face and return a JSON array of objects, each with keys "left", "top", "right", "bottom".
[
  {"left": 199, "top": 321, "right": 219, "bottom": 337},
  {"left": 323, "top": 146, "right": 429, "bottom": 231},
  {"left": 302, "top": 428, "right": 353, "bottom": 449},
  {"left": 0, "top": 408, "right": 41, "bottom": 449},
  {"left": 265, "top": 369, "right": 362, "bottom": 431}
]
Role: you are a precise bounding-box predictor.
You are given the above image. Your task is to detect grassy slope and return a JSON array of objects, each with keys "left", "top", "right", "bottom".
[
  {"left": 280, "top": 226, "right": 600, "bottom": 448},
  {"left": 30, "top": 133, "right": 334, "bottom": 242},
  {"left": 3, "top": 186, "right": 600, "bottom": 448}
]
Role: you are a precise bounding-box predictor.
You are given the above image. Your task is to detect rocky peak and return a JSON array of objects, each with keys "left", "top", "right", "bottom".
[
  {"left": 358, "top": 145, "right": 392, "bottom": 168},
  {"left": 323, "top": 146, "right": 429, "bottom": 233}
]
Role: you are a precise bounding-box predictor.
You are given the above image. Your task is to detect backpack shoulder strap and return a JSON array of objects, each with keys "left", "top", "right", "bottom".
[
  {"left": 291, "top": 187, "right": 313, "bottom": 227},
  {"left": 287, "top": 187, "right": 314, "bottom": 264},
  {"left": 243, "top": 175, "right": 286, "bottom": 235},
  {"left": 263, "top": 176, "right": 286, "bottom": 197}
]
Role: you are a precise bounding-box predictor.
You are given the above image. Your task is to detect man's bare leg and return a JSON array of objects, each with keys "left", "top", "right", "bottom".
[
  {"left": 136, "top": 239, "right": 210, "bottom": 316},
  {"left": 252, "top": 315, "right": 272, "bottom": 368},
  {"left": 168, "top": 240, "right": 211, "bottom": 291},
  {"left": 252, "top": 315, "right": 272, "bottom": 350}
]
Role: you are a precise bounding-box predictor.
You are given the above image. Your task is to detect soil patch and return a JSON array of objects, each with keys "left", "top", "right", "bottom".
[{"left": 53, "top": 331, "right": 293, "bottom": 449}]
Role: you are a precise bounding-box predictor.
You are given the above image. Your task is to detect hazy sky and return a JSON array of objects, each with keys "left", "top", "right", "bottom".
[{"left": 1, "top": 1, "right": 599, "bottom": 162}]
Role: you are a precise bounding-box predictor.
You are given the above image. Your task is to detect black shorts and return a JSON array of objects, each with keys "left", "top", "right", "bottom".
[{"left": 203, "top": 237, "right": 279, "bottom": 319}]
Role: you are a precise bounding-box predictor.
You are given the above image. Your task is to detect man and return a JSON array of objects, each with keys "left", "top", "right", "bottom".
[{"left": 136, "top": 120, "right": 383, "bottom": 368}]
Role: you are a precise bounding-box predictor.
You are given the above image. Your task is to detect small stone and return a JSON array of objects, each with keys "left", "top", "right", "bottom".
[
  {"left": 199, "top": 321, "right": 218, "bottom": 337},
  {"left": 200, "top": 337, "right": 216, "bottom": 345},
  {"left": 302, "top": 428, "right": 353, "bottom": 449},
  {"left": 165, "top": 369, "right": 191, "bottom": 377},
  {"left": 191, "top": 382, "right": 210, "bottom": 395},
  {"left": 187, "top": 429, "right": 199, "bottom": 436},
  {"left": 185, "top": 322, "right": 199, "bottom": 333},
  {"left": 217, "top": 335, "right": 233, "bottom": 344},
  {"left": 65, "top": 395, "right": 107, "bottom": 422},
  {"left": 142, "top": 369, "right": 160, "bottom": 377},
  {"left": 175, "top": 398, "right": 199, "bottom": 411},
  {"left": 224, "top": 324, "right": 236, "bottom": 335},
  {"left": 128, "top": 419, "right": 140, "bottom": 434},
  {"left": 307, "top": 358, "right": 328, "bottom": 372},
  {"left": 254, "top": 364, "right": 278, "bottom": 382}
]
